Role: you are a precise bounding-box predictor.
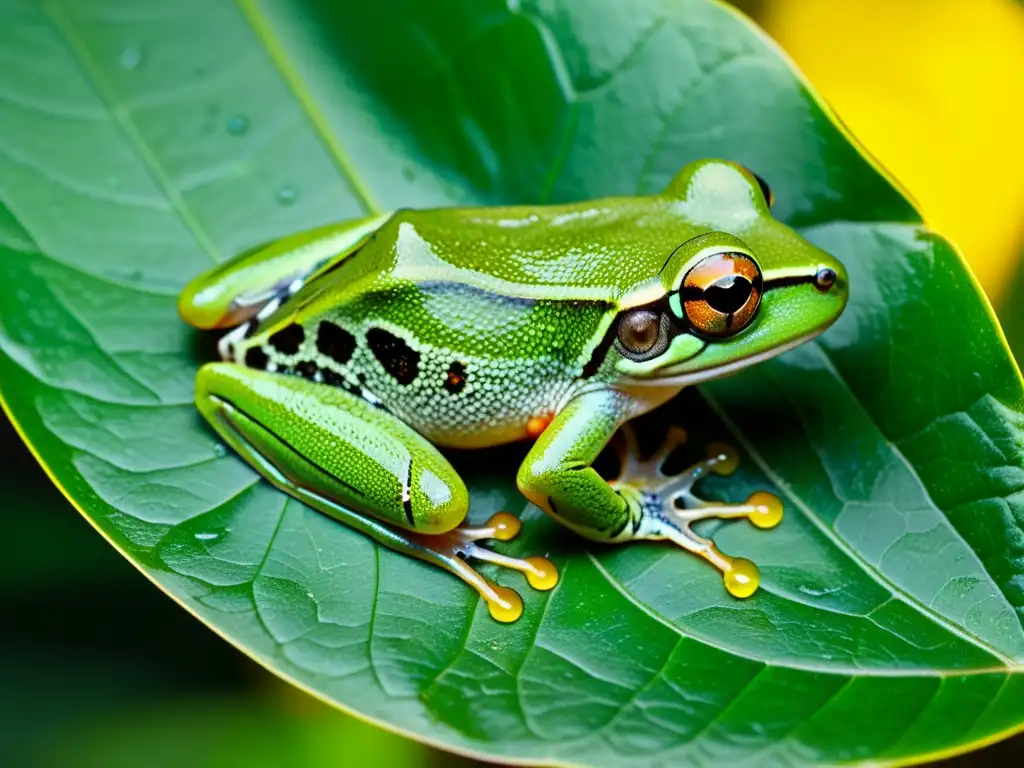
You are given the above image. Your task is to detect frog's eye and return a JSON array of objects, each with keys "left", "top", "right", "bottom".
[
  {"left": 615, "top": 308, "right": 670, "bottom": 361},
  {"left": 681, "top": 252, "right": 763, "bottom": 338},
  {"left": 750, "top": 171, "right": 773, "bottom": 207}
]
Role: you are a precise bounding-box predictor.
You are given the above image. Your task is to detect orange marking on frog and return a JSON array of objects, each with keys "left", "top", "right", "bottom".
[{"left": 526, "top": 414, "right": 552, "bottom": 439}]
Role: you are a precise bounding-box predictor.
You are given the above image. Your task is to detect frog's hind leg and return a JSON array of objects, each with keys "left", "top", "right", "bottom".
[
  {"left": 610, "top": 424, "right": 783, "bottom": 598},
  {"left": 197, "top": 362, "right": 557, "bottom": 623},
  {"left": 178, "top": 212, "right": 393, "bottom": 335}
]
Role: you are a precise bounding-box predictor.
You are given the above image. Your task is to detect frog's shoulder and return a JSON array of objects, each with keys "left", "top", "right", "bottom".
[{"left": 376, "top": 197, "right": 708, "bottom": 302}]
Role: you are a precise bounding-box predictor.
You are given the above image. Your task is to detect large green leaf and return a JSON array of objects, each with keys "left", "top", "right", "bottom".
[
  {"left": 2, "top": 0, "right": 1023, "bottom": 764},
  {"left": 1003, "top": 254, "right": 1024, "bottom": 367}
]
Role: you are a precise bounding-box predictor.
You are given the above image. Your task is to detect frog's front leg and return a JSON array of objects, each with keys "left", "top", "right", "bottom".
[
  {"left": 197, "top": 363, "right": 557, "bottom": 623},
  {"left": 517, "top": 389, "right": 782, "bottom": 598}
]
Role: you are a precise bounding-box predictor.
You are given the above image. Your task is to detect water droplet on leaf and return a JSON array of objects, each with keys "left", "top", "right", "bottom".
[
  {"left": 119, "top": 45, "right": 143, "bottom": 70},
  {"left": 276, "top": 186, "right": 298, "bottom": 205},
  {"left": 226, "top": 114, "right": 249, "bottom": 136}
]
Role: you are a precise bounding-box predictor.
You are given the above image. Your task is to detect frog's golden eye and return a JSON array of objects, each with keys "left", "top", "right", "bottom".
[
  {"left": 681, "top": 252, "right": 763, "bottom": 338},
  {"left": 615, "top": 308, "right": 669, "bottom": 361}
]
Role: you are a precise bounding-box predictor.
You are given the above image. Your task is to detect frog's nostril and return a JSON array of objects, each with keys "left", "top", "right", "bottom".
[{"left": 814, "top": 267, "right": 837, "bottom": 292}]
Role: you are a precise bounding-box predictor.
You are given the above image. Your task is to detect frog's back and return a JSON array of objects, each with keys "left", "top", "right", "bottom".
[{"left": 361, "top": 195, "right": 709, "bottom": 301}]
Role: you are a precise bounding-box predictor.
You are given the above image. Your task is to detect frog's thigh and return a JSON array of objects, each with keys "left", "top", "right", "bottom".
[
  {"left": 179, "top": 212, "right": 392, "bottom": 330},
  {"left": 198, "top": 363, "right": 555, "bottom": 623},
  {"left": 197, "top": 362, "right": 467, "bottom": 535}
]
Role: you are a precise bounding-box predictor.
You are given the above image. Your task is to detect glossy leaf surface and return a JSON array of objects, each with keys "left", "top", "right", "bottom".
[{"left": 1, "top": 1, "right": 1023, "bottom": 764}]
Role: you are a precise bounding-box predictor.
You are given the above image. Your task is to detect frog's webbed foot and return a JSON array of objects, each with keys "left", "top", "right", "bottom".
[
  {"left": 410, "top": 513, "right": 558, "bottom": 623},
  {"left": 609, "top": 424, "right": 782, "bottom": 598}
]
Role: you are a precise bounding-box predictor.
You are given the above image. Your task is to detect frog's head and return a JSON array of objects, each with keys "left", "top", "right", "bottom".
[{"left": 611, "top": 159, "right": 848, "bottom": 387}]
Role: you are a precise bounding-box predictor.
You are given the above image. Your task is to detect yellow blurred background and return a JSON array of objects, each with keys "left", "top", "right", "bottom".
[{"left": 751, "top": 0, "right": 1024, "bottom": 309}]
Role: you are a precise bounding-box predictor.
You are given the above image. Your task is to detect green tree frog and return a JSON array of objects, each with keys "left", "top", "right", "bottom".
[{"left": 179, "top": 159, "right": 848, "bottom": 622}]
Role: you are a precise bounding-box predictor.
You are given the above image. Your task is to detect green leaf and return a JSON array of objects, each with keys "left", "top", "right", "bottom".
[
  {"left": 1, "top": 0, "right": 1022, "bottom": 764},
  {"left": 1002, "top": 253, "right": 1024, "bottom": 366}
]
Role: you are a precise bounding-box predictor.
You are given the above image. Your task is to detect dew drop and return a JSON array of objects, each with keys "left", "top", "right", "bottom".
[
  {"left": 119, "top": 44, "right": 143, "bottom": 70},
  {"left": 276, "top": 185, "right": 298, "bottom": 205},
  {"left": 194, "top": 531, "right": 219, "bottom": 542},
  {"left": 213, "top": 443, "right": 227, "bottom": 457},
  {"left": 226, "top": 114, "right": 249, "bottom": 136}
]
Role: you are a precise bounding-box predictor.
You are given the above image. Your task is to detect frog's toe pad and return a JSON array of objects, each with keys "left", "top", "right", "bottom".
[
  {"left": 705, "top": 442, "right": 740, "bottom": 476},
  {"left": 723, "top": 557, "right": 760, "bottom": 598},
  {"left": 485, "top": 584, "right": 524, "bottom": 623},
  {"left": 746, "top": 491, "right": 783, "bottom": 529},
  {"left": 522, "top": 556, "right": 559, "bottom": 590}
]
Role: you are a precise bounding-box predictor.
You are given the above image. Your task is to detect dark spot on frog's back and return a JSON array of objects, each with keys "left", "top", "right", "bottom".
[
  {"left": 244, "top": 346, "right": 269, "bottom": 370},
  {"left": 366, "top": 327, "right": 420, "bottom": 384},
  {"left": 295, "top": 360, "right": 319, "bottom": 380},
  {"left": 444, "top": 361, "right": 467, "bottom": 394},
  {"left": 268, "top": 323, "right": 305, "bottom": 355},
  {"left": 316, "top": 320, "right": 356, "bottom": 365}
]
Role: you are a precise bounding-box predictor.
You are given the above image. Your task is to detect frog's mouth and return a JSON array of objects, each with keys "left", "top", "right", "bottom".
[{"left": 629, "top": 326, "right": 827, "bottom": 389}]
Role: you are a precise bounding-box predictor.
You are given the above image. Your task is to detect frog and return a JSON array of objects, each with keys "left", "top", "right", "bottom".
[{"left": 178, "top": 158, "right": 848, "bottom": 623}]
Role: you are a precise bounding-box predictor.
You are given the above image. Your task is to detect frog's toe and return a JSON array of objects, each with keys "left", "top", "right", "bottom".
[
  {"left": 621, "top": 446, "right": 783, "bottom": 599},
  {"left": 640, "top": 506, "right": 770, "bottom": 599},
  {"left": 413, "top": 512, "right": 559, "bottom": 623},
  {"left": 457, "top": 513, "right": 559, "bottom": 593},
  {"left": 613, "top": 424, "right": 689, "bottom": 484},
  {"left": 484, "top": 585, "right": 524, "bottom": 623}
]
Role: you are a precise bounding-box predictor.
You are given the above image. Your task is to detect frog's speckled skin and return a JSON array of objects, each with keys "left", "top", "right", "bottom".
[{"left": 180, "top": 159, "right": 849, "bottom": 622}]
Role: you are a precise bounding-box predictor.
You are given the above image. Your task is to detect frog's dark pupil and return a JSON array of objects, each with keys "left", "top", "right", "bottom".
[{"left": 704, "top": 276, "right": 752, "bottom": 314}]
